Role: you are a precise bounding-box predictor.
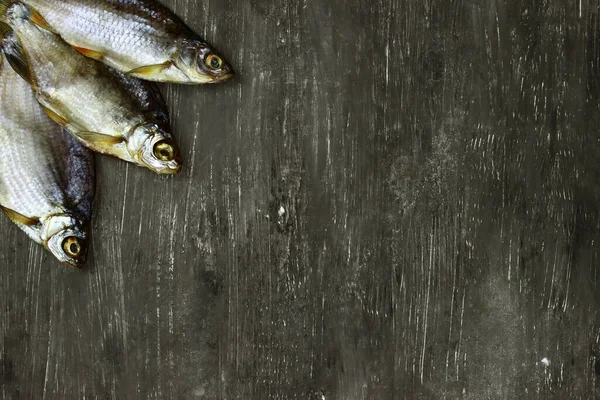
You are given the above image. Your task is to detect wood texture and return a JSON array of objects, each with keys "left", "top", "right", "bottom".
[{"left": 1, "top": 0, "right": 600, "bottom": 398}]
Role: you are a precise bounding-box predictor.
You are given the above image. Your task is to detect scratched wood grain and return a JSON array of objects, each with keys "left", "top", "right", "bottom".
[{"left": 0, "top": 0, "right": 599, "bottom": 398}]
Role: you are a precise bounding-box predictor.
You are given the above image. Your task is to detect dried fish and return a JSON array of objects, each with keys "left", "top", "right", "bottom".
[
  {"left": 0, "top": 51, "right": 94, "bottom": 268},
  {"left": 18, "top": 0, "right": 234, "bottom": 83},
  {"left": 1, "top": 2, "right": 182, "bottom": 174}
]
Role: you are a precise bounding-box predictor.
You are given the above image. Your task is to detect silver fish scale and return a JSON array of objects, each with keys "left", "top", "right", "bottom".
[
  {"left": 0, "top": 57, "right": 93, "bottom": 235},
  {"left": 25, "top": 0, "right": 183, "bottom": 70}
]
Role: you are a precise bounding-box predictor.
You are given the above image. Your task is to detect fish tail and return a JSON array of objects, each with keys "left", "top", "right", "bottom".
[
  {"left": 0, "top": 2, "right": 55, "bottom": 32},
  {"left": 0, "top": 6, "right": 35, "bottom": 87},
  {"left": 1, "top": 27, "right": 34, "bottom": 86},
  {"left": 0, "top": 20, "right": 11, "bottom": 40},
  {"left": 0, "top": 2, "right": 13, "bottom": 70},
  {"left": 0, "top": 0, "right": 14, "bottom": 19}
]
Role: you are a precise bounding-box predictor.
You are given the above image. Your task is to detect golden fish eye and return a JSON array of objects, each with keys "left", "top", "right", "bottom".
[
  {"left": 205, "top": 54, "right": 223, "bottom": 70},
  {"left": 63, "top": 237, "right": 82, "bottom": 258},
  {"left": 154, "top": 141, "right": 176, "bottom": 161}
]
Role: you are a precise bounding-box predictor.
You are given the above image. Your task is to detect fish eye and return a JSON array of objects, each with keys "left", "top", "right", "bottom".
[
  {"left": 153, "top": 140, "right": 176, "bottom": 161},
  {"left": 205, "top": 54, "right": 223, "bottom": 70},
  {"left": 63, "top": 237, "right": 83, "bottom": 258}
]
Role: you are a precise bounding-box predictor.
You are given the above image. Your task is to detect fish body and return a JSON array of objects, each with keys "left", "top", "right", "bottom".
[
  {"left": 21, "top": 0, "right": 234, "bottom": 83},
  {"left": 0, "top": 51, "right": 94, "bottom": 268},
  {"left": 2, "top": 2, "right": 182, "bottom": 174}
]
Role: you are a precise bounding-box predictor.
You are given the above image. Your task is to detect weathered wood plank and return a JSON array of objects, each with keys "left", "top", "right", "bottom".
[{"left": 0, "top": 0, "right": 599, "bottom": 398}]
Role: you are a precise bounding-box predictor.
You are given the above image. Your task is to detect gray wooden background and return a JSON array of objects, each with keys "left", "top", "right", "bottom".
[{"left": 1, "top": 0, "right": 599, "bottom": 398}]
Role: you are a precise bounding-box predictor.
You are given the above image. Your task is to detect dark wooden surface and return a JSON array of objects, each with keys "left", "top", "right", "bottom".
[{"left": 1, "top": 0, "right": 600, "bottom": 398}]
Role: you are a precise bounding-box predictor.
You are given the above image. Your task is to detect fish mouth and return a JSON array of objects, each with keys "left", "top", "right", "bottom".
[
  {"left": 164, "top": 152, "right": 183, "bottom": 174},
  {"left": 187, "top": 71, "right": 234, "bottom": 84},
  {"left": 155, "top": 160, "right": 182, "bottom": 175},
  {"left": 62, "top": 258, "right": 86, "bottom": 269},
  {"left": 212, "top": 71, "right": 235, "bottom": 83}
]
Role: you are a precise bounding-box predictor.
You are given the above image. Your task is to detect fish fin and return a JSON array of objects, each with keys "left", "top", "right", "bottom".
[
  {"left": 0, "top": 0, "right": 14, "bottom": 17},
  {"left": 0, "top": 1, "right": 56, "bottom": 32},
  {"left": 0, "top": 21, "right": 11, "bottom": 39},
  {"left": 0, "top": 22, "right": 10, "bottom": 70},
  {"left": 29, "top": 9, "right": 56, "bottom": 32},
  {"left": 40, "top": 104, "right": 68, "bottom": 126},
  {"left": 77, "top": 131, "right": 125, "bottom": 147},
  {"left": 72, "top": 46, "right": 104, "bottom": 61},
  {"left": 2, "top": 32, "right": 35, "bottom": 86},
  {"left": 2, "top": 207, "right": 39, "bottom": 226},
  {"left": 127, "top": 62, "right": 172, "bottom": 77},
  {"left": 146, "top": 82, "right": 170, "bottom": 123}
]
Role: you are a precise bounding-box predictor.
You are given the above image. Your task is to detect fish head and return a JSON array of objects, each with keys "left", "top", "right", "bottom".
[
  {"left": 175, "top": 40, "right": 234, "bottom": 84},
  {"left": 44, "top": 215, "right": 89, "bottom": 269},
  {"left": 129, "top": 123, "right": 182, "bottom": 174}
]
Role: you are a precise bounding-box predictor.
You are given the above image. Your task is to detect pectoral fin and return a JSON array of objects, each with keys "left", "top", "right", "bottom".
[
  {"left": 77, "top": 131, "right": 125, "bottom": 147},
  {"left": 72, "top": 46, "right": 104, "bottom": 61},
  {"left": 29, "top": 10, "right": 56, "bottom": 33},
  {"left": 127, "top": 62, "right": 172, "bottom": 77},
  {"left": 40, "top": 105, "right": 68, "bottom": 126},
  {"left": 2, "top": 207, "right": 39, "bottom": 226}
]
